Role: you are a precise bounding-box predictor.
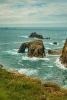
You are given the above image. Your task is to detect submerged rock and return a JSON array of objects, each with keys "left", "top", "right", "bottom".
[
  {"left": 18, "top": 40, "right": 45, "bottom": 58},
  {"left": 60, "top": 39, "right": 67, "bottom": 68},
  {"left": 48, "top": 49, "right": 62, "bottom": 55},
  {"left": 45, "top": 37, "right": 50, "bottom": 39}
]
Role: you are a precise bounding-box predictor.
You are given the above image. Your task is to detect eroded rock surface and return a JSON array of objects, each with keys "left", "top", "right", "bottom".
[
  {"left": 29, "top": 32, "right": 44, "bottom": 39},
  {"left": 48, "top": 49, "right": 62, "bottom": 55},
  {"left": 60, "top": 39, "right": 67, "bottom": 68},
  {"left": 18, "top": 40, "right": 45, "bottom": 58}
]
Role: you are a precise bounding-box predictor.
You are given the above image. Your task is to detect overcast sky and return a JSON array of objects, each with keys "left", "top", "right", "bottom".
[{"left": 0, "top": 0, "right": 67, "bottom": 27}]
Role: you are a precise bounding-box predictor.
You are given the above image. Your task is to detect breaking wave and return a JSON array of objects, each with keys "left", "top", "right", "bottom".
[
  {"left": 18, "top": 68, "right": 38, "bottom": 76},
  {"left": 2, "top": 49, "right": 19, "bottom": 56},
  {"left": 55, "top": 58, "right": 67, "bottom": 70},
  {"left": 20, "top": 36, "right": 28, "bottom": 38},
  {"left": 21, "top": 56, "right": 50, "bottom": 61}
]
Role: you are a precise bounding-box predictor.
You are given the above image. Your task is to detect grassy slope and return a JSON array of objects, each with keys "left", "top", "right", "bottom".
[{"left": 0, "top": 64, "right": 67, "bottom": 100}]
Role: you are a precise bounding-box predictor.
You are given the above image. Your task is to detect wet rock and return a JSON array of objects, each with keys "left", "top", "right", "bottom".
[
  {"left": 44, "top": 37, "right": 50, "bottom": 39},
  {"left": 60, "top": 39, "right": 67, "bottom": 68},
  {"left": 53, "top": 42, "right": 57, "bottom": 45},
  {"left": 48, "top": 49, "right": 62, "bottom": 55},
  {"left": 18, "top": 43, "right": 29, "bottom": 53},
  {"left": 29, "top": 32, "right": 44, "bottom": 39},
  {"left": 18, "top": 40, "right": 45, "bottom": 58}
]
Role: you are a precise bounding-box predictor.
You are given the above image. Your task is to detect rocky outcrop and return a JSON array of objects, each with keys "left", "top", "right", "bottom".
[
  {"left": 18, "top": 43, "right": 29, "bottom": 53},
  {"left": 48, "top": 49, "right": 62, "bottom": 55},
  {"left": 29, "top": 32, "right": 44, "bottom": 39},
  {"left": 18, "top": 40, "right": 45, "bottom": 58},
  {"left": 60, "top": 39, "right": 67, "bottom": 68}
]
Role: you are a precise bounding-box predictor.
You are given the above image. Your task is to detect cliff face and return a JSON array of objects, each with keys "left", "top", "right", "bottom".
[
  {"left": 60, "top": 39, "right": 67, "bottom": 67},
  {"left": 18, "top": 40, "right": 45, "bottom": 58}
]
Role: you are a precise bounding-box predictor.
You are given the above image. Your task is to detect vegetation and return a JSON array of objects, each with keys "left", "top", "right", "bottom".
[{"left": 0, "top": 64, "right": 67, "bottom": 100}]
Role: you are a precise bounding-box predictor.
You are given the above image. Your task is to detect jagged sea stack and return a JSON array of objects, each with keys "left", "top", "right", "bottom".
[
  {"left": 60, "top": 39, "right": 67, "bottom": 68},
  {"left": 29, "top": 32, "right": 44, "bottom": 39},
  {"left": 18, "top": 40, "right": 45, "bottom": 58}
]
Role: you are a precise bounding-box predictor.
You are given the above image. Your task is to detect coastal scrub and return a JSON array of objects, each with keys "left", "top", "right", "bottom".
[{"left": 0, "top": 64, "right": 67, "bottom": 100}]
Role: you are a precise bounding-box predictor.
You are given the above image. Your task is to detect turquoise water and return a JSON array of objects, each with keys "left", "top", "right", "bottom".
[{"left": 0, "top": 27, "right": 67, "bottom": 87}]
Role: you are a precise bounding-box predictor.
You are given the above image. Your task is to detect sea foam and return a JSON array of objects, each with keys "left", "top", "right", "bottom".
[
  {"left": 22, "top": 56, "right": 50, "bottom": 61},
  {"left": 2, "top": 49, "right": 19, "bottom": 56},
  {"left": 0, "top": 42, "right": 22, "bottom": 45},
  {"left": 18, "top": 68, "right": 38, "bottom": 76},
  {"left": 20, "top": 36, "right": 28, "bottom": 38},
  {"left": 55, "top": 58, "right": 67, "bottom": 70}
]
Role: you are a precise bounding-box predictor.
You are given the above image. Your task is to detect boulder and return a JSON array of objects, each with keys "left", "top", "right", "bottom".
[
  {"left": 18, "top": 40, "right": 45, "bottom": 58},
  {"left": 48, "top": 49, "right": 62, "bottom": 55},
  {"left": 53, "top": 42, "right": 57, "bottom": 45},
  {"left": 60, "top": 39, "right": 67, "bottom": 68},
  {"left": 29, "top": 32, "right": 44, "bottom": 39}
]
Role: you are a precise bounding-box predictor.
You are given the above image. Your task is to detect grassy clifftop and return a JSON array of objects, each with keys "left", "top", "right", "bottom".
[{"left": 0, "top": 64, "right": 67, "bottom": 100}]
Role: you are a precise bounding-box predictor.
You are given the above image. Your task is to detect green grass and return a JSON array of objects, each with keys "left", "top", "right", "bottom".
[{"left": 0, "top": 64, "right": 67, "bottom": 100}]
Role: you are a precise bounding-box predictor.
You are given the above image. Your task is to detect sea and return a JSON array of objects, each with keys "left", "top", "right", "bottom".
[{"left": 0, "top": 27, "right": 67, "bottom": 87}]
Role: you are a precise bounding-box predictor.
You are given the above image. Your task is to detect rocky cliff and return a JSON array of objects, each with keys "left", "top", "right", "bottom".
[
  {"left": 60, "top": 39, "right": 67, "bottom": 68},
  {"left": 18, "top": 40, "right": 45, "bottom": 58}
]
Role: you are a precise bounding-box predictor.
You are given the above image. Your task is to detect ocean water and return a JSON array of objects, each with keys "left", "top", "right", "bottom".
[{"left": 0, "top": 27, "right": 67, "bottom": 87}]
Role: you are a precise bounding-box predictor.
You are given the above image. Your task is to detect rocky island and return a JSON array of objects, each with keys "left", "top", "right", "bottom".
[
  {"left": 18, "top": 40, "right": 45, "bottom": 58},
  {"left": 29, "top": 32, "right": 44, "bottom": 39},
  {"left": 29, "top": 32, "right": 50, "bottom": 39}
]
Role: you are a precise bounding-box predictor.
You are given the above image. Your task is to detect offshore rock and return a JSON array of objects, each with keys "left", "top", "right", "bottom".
[
  {"left": 29, "top": 32, "right": 44, "bottom": 39},
  {"left": 18, "top": 43, "right": 29, "bottom": 53},
  {"left": 18, "top": 40, "right": 45, "bottom": 58},
  {"left": 60, "top": 39, "right": 67, "bottom": 68},
  {"left": 53, "top": 42, "right": 57, "bottom": 45},
  {"left": 48, "top": 49, "right": 62, "bottom": 55}
]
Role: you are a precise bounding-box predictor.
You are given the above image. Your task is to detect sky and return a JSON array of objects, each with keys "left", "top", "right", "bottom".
[{"left": 0, "top": 0, "right": 67, "bottom": 27}]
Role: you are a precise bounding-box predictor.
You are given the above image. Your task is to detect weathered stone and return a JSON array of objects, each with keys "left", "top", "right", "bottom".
[
  {"left": 18, "top": 40, "right": 45, "bottom": 58},
  {"left": 29, "top": 32, "right": 44, "bottom": 39},
  {"left": 48, "top": 49, "right": 62, "bottom": 55},
  {"left": 60, "top": 39, "right": 67, "bottom": 68},
  {"left": 18, "top": 43, "right": 29, "bottom": 53}
]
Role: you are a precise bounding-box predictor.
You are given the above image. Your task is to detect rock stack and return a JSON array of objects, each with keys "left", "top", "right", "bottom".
[
  {"left": 60, "top": 39, "right": 67, "bottom": 68},
  {"left": 29, "top": 32, "right": 44, "bottom": 39},
  {"left": 18, "top": 40, "right": 45, "bottom": 58}
]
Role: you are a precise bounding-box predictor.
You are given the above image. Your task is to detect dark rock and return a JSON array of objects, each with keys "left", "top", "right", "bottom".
[
  {"left": 53, "top": 42, "right": 57, "bottom": 45},
  {"left": 18, "top": 43, "right": 29, "bottom": 53},
  {"left": 44, "top": 37, "right": 50, "bottom": 39},
  {"left": 18, "top": 40, "right": 45, "bottom": 58},
  {"left": 60, "top": 39, "right": 67, "bottom": 68},
  {"left": 29, "top": 32, "right": 44, "bottom": 39},
  {"left": 48, "top": 49, "right": 62, "bottom": 55}
]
